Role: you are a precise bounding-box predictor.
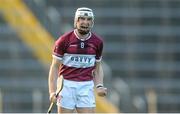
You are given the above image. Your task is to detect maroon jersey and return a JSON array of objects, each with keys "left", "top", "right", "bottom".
[{"left": 52, "top": 30, "right": 103, "bottom": 81}]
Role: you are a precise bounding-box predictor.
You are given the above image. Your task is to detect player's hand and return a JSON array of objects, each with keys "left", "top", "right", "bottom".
[
  {"left": 49, "top": 92, "right": 57, "bottom": 103},
  {"left": 96, "top": 87, "right": 107, "bottom": 97}
]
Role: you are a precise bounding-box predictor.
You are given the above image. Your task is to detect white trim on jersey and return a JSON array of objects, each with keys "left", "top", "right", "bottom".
[
  {"left": 74, "top": 30, "right": 92, "bottom": 41},
  {"left": 53, "top": 54, "right": 102, "bottom": 63},
  {"left": 52, "top": 55, "right": 63, "bottom": 61},
  {"left": 63, "top": 53, "right": 96, "bottom": 68}
]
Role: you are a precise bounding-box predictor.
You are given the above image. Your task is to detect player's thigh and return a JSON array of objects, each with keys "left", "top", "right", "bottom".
[
  {"left": 58, "top": 106, "right": 75, "bottom": 113},
  {"left": 76, "top": 107, "right": 95, "bottom": 113}
]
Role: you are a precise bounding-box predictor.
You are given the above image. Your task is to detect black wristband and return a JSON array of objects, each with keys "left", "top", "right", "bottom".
[{"left": 96, "top": 84, "right": 103, "bottom": 88}]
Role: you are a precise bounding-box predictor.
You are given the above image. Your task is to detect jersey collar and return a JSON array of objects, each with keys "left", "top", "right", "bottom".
[{"left": 74, "top": 30, "right": 92, "bottom": 41}]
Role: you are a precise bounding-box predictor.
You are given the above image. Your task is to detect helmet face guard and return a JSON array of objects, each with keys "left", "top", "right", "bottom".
[{"left": 74, "top": 7, "right": 94, "bottom": 28}]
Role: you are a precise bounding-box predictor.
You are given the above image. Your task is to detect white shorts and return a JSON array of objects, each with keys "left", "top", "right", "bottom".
[{"left": 56, "top": 79, "right": 95, "bottom": 109}]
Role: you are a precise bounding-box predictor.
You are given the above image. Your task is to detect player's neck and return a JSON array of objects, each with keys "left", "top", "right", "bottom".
[{"left": 75, "top": 29, "right": 90, "bottom": 40}]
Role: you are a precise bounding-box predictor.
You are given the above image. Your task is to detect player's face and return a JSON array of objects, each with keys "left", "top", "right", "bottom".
[{"left": 76, "top": 16, "right": 93, "bottom": 35}]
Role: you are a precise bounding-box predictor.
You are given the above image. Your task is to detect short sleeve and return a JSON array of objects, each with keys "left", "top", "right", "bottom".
[
  {"left": 52, "top": 36, "right": 66, "bottom": 61},
  {"left": 96, "top": 41, "right": 103, "bottom": 62}
]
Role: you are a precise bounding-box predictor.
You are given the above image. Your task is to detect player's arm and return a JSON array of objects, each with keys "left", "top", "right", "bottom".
[
  {"left": 48, "top": 57, "right": 62, "bottom": 102},
  {"left": 94, "top": 61, "right": 107, "bottom": 97},
  {"left": 94, "top": 61, "right": 103, "bottom": 86}
]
